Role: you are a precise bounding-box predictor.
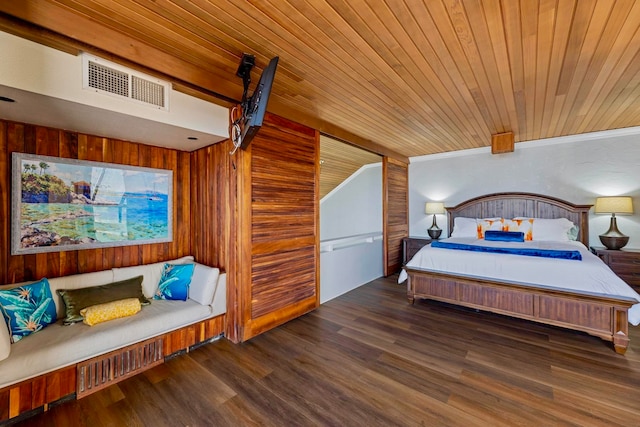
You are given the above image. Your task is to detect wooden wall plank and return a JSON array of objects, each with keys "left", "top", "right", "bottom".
[
  {"left": 0, "top": 119, "right": 193, "bottom": 283},
  {"left": 383, "top": 157, "right": 408, "bottom": 276},
  {"left": 227, "top": 113, "right": 318, "bottom": 342}
]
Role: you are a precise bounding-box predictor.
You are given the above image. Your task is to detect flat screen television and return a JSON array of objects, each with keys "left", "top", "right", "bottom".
[{"left": 239, "top": 56, "right": 279, "bottom": 149}]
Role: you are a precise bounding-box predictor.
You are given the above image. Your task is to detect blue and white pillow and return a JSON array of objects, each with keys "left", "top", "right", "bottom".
[
  {"left": 154, "top": 263, "right": 195, "bottom": 301},
  {"left": 0, "top": 278, "right": 57, "bottom": 343}
]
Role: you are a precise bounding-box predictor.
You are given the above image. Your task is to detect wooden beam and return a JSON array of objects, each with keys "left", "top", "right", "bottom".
[{"left": 491, "top": 132, "right": 514, "bottom": 154}]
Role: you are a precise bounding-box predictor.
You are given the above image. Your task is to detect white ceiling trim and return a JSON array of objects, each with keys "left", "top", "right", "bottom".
[{"left": 410, "top": 126, "right": 640, "bottom": 164}]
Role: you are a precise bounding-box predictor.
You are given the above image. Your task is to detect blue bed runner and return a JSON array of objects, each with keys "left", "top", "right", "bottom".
[{"left": 431, "top": 240, "right": 582, "bottom": 260}]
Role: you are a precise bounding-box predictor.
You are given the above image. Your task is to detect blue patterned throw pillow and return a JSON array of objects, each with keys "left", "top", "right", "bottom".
[
  {"left": 154, "top": 263, "right": 195, "bottom": 301},
  {"left": 0, "top": 278, "right": 57, "bottom": 343}
]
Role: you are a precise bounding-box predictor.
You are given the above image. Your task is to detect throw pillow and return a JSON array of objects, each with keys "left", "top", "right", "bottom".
[
  {"left": 450, "top": 217, "right": 478, "bottom": 238},
  {"left": 504, "top": 218, "right": 534, "bottom": 241},
  {"left": 484, "top": 230, "right": 525, "bottom": 242},
  {"left": 0, "top": 278, "right": 57, "bottom": 343},
  {"left": 57, "top": 275, "right": 148, "bottom": 325},
  {"left": 154, "top": 263, "right": 195, "bottom": 301},
  {"left": 188, "top": 263, "right": 220, "bottom": 306},
  {"left": 476, "top": 218, "right": 503, "bottom": 239},
  {"left": 80, "top": 298, "right": 142, "bottom": 326}
]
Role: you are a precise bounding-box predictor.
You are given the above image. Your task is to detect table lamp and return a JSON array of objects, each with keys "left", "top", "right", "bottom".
[
  {"left": 425, "top": 202, "right": 445, "bottom": 239},
  {"left": 594, "top": 196, "right": 634, "bottom": 250}
]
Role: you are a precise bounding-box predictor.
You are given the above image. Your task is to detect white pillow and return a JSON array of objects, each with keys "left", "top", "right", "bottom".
[
  {"left": 0, "top": 315, "right": 10, "bottom": 362},
  {"left": 189, "top": 263, "right": 220, "bottom": 306},
  {"left": 514, "top": 218, "right": 575, "bottom": 241},
  {"left": 450, "top": 217, "right": 477, "bottom": 238}
]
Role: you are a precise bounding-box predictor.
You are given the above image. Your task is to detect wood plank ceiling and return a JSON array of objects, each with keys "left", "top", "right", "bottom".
[
  {"left": 1, "top": 1, "right": 640, "bottom": 159},
  {"left": 320, "top": 135, "right": 381, "bottom": 199}
]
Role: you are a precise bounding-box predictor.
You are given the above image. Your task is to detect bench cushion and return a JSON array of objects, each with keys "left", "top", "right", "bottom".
[{"left": 0, "top": 299, "right": 212, "bottom": 389}]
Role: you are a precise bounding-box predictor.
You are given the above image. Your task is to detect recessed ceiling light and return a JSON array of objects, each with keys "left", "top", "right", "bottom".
[
  {"left": 187, "top": 136, "right": 198, "bottom": 140},
  {"left": 0, "top": 96, "right": 16, "bottom": 103}
]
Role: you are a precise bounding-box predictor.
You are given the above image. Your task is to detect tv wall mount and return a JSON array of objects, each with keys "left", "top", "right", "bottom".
[
  {"left": 230, "top": 53, "right": 255, "bottom": 154},
  {"left": 236, "top": 53, "right": 255, "bottom": 107}
]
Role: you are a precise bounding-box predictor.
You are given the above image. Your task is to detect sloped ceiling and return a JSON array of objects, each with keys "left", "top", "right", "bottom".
[
  {"left": 1, "top": 1, "right": 640, "bottom": 160},
  {"left": 320, "top": 135, "right": 381, "bottom": 199}
]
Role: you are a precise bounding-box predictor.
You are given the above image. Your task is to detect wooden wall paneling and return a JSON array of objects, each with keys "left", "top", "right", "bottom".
[
  {"left": 6, "top": 122, "right": 25, "bottom": 283},
  {"left": 189, "top": 140, "right": 232, "bottom": 338},
  {"left": 190, "top": 141, "right": 230, "bottom": 270},
  {"left": 175, "top": 150, "right": 191, "bottom": 259},
  {"left": 240, "top": 115, "right": 319, "bottom": 340},
  {"left": 0, "top": 121, "right": 7, "bottom": 285},
  {"left": 233, "top": 143, "right": 252, "bottom": 343},
  {"left": 383, "top": 157, "right": 409, "bottom": 276},
  {"left": 1, "top": 119, "right": 193, "bottom": 285}
]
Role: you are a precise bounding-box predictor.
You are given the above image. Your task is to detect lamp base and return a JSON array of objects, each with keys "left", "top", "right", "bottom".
[
  {"left": 427, "top": 214, "right": 442, "bottom": 239},
  {"left": 427, "top": 228, "right": 442, "bottom": 240},
  {"left": 599, "top": 215, "right": 629, "bottom": 250},
  {"left": 599, "top": 235, "right": 629, "bottom": 250}
]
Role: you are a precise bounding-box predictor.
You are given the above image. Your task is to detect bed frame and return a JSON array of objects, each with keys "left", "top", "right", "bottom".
[{"left": 405, "top": 192, "right": 636, "bottom": 354}]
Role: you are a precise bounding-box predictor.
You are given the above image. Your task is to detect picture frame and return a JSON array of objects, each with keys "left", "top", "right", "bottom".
[{"left": 11, "top": 153, "right": 173, "bottom": 255}]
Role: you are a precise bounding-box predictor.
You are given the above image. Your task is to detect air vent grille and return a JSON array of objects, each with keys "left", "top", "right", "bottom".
[
  {"left": 132, "top": 75, "right": 165, "bottom": 108},
  {"left": 82, "top": 53, "right": 169, "bottom": 110},
  {"left": 87, "top": 61, "right": 129, "bottom": 98}
]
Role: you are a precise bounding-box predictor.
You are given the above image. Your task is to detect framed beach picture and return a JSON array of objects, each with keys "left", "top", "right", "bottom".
[{"left": 11, "top": 153, "right": 173, "bottom": 255}]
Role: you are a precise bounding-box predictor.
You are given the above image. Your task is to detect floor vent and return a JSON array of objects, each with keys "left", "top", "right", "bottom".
[
  {"left": 82, "top": 53, "right": 169, "bottom": 110},
  {"left": 76, "top": 336, "right": 164, "bottom": 398}
]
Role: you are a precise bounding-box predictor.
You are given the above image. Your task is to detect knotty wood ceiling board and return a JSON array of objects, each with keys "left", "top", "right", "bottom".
[
  {"left": 1, "top": 1, "right": 640, "bottom": 159},
  {"left": 320, "top": 135, "right": 382, "bottom": 199}
]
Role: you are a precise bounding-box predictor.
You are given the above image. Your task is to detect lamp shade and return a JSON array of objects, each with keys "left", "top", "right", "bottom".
[
  {"left": 594, "top": 197, "right": 634, "bottom": 215},
  {"left": 425, "top": 202, "right": 445, "bottom": 215}
]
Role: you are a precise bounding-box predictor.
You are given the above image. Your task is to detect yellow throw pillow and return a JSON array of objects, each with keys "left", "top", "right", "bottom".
[{"left": 80, "top": 298, "right": 141, "bottom": 326}]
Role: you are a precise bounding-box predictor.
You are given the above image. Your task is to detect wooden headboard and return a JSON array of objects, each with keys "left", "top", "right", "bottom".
[{"left": 446, "top": 192, "right": 592, "bottom": 246}]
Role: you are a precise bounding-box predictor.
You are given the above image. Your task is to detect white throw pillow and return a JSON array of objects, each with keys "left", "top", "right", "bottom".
[
  {"left": 0, "top": 315, "right": 10, "bottom": 362},
  {"left": 189, "top": 263, "right": 220, "bottom": 306},
  {"left": 450, "top": 217, "right": 477, "bottom": 238},
  {"left": 514, "top": 217, "right": 575, "bottom": 241}
]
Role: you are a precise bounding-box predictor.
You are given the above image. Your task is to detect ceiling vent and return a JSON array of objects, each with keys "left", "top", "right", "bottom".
[{"left": 82, "top": 53, "right": 169, "bottom": 110}]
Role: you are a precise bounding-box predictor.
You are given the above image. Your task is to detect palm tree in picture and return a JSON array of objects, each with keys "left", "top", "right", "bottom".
[{"left": 39, "top": 162, "right": 49, "bottom": 175}]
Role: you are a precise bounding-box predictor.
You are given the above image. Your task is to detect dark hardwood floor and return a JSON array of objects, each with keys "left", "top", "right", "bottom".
[{"left": 16, "top": 275, "right": 640, "bottom": 426}]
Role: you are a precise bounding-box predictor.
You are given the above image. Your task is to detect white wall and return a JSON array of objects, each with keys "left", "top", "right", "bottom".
[
  {"left": 409, "top": 127, "right": 640, "bottom": 249},
  {"left": 319, "top": 163, "right": 384, "bottom": 303},
  {"left": 320, "top": 164, "right": 383, "bottom": 240},
  {"left": 320, "top": 240, "right": 383, "bottom": 303}
]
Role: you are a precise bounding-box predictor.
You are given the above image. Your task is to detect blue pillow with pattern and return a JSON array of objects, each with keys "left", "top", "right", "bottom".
[
  {"left": 154, "top": 263, "right": 195, "bottom": 301},
  {"left": 0, "top": 278, "right": 57, "bottom": 343}
]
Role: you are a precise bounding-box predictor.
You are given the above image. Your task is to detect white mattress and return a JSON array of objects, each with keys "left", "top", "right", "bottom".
[{"left": 399, "top": 238, "right": 640, "bottom": 325}]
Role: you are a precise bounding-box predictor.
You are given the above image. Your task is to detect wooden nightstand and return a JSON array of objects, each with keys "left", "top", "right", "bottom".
[
  {"left": 402, "top": 237, "right": 432, "bottom": 265},
  {"left": 591, "top": 246, "right": 640, "bottom": 293}
]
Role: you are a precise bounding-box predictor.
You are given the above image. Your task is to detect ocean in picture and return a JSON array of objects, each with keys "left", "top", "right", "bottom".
[
  {"left": 17, "top": 156, "right": 171, "bottom": 250},
  {"left": 21, "top": 193, "right": 169, "bottom": 244}
]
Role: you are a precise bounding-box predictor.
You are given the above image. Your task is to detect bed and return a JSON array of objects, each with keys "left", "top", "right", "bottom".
[{"left": 402, "top": 192, "right": 640, "bottom": 354}]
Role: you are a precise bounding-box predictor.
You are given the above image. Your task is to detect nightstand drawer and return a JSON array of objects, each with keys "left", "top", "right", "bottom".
[
  {"left": 608, "top": 255, "right": 640, "bottom": 270},
  {"left": 590, "top": 246, "right": 640, "bottom": 292},
  {"left": 615, "top": 272, "right": 640, "bottom": 288},
  {"left": 608, "top": 256, "right": 640, "bottom": 286}
]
